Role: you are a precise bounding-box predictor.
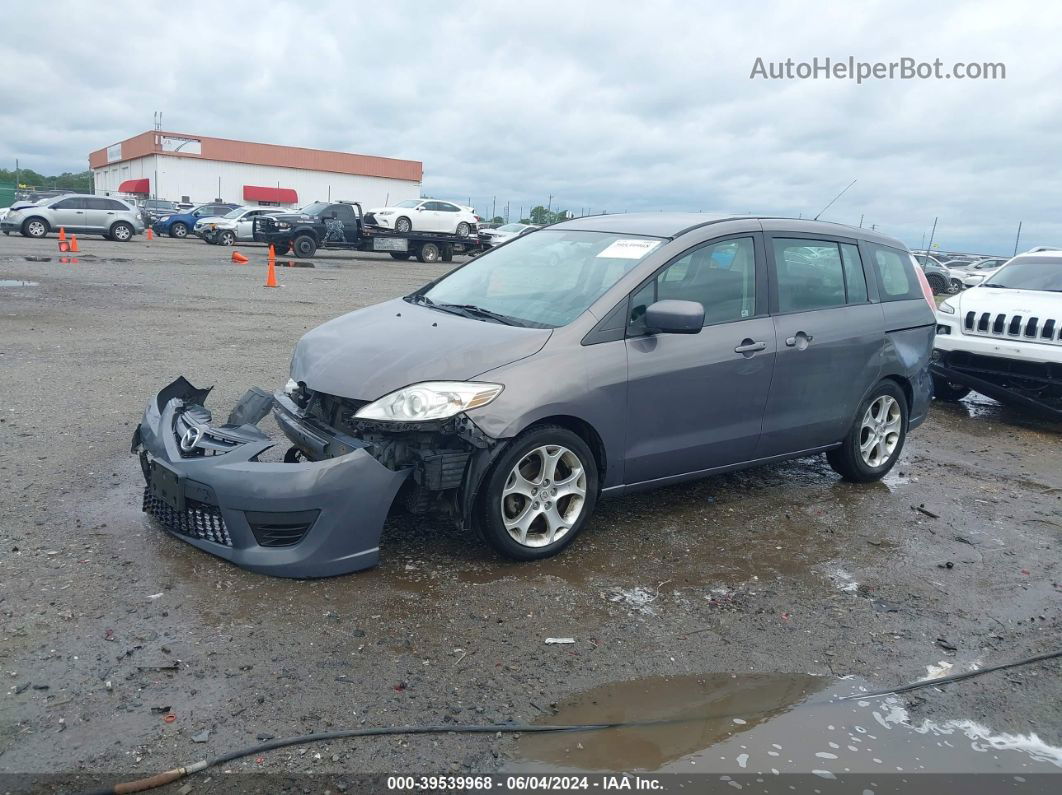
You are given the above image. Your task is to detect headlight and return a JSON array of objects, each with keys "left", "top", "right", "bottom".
[
  {"left": 355, "top": 381, "right": 503, "bottom": 422},
  {"left": 938, "top": 299, "right": 957, "bottom": 314},
  {"left": 275, "top": 221, "right": 291, "bottom": 229},
  {"left": 376, "top": 210, "right": 394, "bottom": 216}
]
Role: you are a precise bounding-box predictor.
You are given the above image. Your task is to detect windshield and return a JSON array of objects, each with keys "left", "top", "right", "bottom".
[
  {"left": 394, "top": 200, "right": 421, "bottom": 208},
  {"left": 222, "top": 208, "right": 245, "bottom": 219},
  {"left": 416, "top": 230, "right": 663, "bottom": 328},
  {"left": 983, "top": 258, "right": 1062, "bottom": 291},
  {"left": 497, "top": 223, "right": 527, "bottom": 233},
  {"left": 298, "top": 201, "right": 332, "bottom": 215}
]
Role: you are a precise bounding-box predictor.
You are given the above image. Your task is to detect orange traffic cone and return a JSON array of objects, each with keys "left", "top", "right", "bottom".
[
  {"left": 265, "top": 255, "right": 278, "bottom": 288},
  {"left": 69, "top": 235, "right": 79, "bottom": 253},
  {"left": 58, "top": 227, "right": 66, "bottom": 243},
  {"left": 231, "top": 250, "right": 249, "bottom": 264},
  {"left": 146, "top": 228, "right": 154, "bottom": 242}
]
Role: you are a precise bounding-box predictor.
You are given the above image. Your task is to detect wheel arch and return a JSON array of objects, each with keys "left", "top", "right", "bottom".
[{"left": 459, "top": 413, "right": 608, "bottom": 531}]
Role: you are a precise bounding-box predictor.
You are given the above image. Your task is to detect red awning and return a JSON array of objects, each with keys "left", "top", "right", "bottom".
[
  {"left": 243, "top": 185, "right": 298, "bottom": 204},
  {"left": 118, "top": 178, "right": 150, "bottom": 194}
]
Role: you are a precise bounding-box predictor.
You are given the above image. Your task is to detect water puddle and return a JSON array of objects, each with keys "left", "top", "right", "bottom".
[
  {"left": 0, "top": 279, "right": 39, "bottom": 287},
  {"left": 514, "top": 673, "right": 1062, "bottom": 775}
]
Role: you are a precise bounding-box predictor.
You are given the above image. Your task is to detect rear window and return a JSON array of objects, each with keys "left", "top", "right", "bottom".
[{"left": 867, "top": 243, "right": 923, "bottom": 301}]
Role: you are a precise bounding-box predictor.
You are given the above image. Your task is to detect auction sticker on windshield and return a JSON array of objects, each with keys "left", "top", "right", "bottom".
[{"left": 596, "top": 239, "right": 661, "bottom": 259}]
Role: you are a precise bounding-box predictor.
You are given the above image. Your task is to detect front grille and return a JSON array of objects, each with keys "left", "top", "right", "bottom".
[
  {"left": 142, "top": 487, "right": 231, "bottom": 546},
  {"left": 964, "top": 310, "right": 1062, "bottom": 345}
]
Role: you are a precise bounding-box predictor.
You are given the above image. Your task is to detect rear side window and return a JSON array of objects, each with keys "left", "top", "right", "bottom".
[
  {"left": 867, "top": 243, "right": 922, "bottom": 301},
  {"left": 840, "top": 243, "right": 868, "bottom": 303},
  {"left": 772, "top": 238, "right": 846, "bottom": 312}
]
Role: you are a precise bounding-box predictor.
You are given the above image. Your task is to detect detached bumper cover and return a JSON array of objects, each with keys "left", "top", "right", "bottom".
[{"left": 132, "top": 377, "right": 410, "bottom": 577}]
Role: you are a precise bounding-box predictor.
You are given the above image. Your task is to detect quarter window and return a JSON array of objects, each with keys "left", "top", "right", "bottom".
[
  {"left": 867, "top": 243, "right": 922, "bottom": 301},
  {"left": 629, "top": 237, "right": 757, "bottom": 330}
]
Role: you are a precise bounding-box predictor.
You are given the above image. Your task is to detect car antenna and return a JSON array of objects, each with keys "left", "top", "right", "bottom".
[{"left": 813, "top": 179, "right": 857, "bottom": 221}]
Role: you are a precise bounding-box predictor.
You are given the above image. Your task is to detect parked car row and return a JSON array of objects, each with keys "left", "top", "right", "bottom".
[{"left": 912, "top": 251, "right": 1021, "bottom": 295}]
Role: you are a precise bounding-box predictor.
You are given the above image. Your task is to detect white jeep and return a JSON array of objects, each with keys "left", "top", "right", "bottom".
[{"left": 932, "top": 250, "right": 1062, "bottom": 419}]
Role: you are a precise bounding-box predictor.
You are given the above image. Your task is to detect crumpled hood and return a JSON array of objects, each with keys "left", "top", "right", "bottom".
[
  {"left": 290, "top": 298, "right": 553, "bottom": 400},
  {"left": 954, "top": 287, "right": 1062, "bottom": 321}
]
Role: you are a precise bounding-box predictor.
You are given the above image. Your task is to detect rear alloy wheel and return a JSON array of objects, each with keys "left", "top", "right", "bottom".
[
  {"left": 395, "top": 216, "right": 412, "bottom": 233},
  {"left": 417, "top": 242, "right": 441, "bottom": 263},
  {"left": 456, "top": 222, "right": 471, "bottom": 237},
  {"left": 170, "top": 222, "right": 188, "bottom": 238},
  {"left": 925, "top": 273, "right": 946, "bottom": 294},
  {"left": 932, "top": 374, "right": 971, "bottom": 402},
  {"left": 827, "top": 381, "right": 908, "bottom": 482},
  {"left": 23, "top": 218, "right": 49, "bottom": 238},
  {"left": 478, "top": 426, "right": 598, "bottom": 561},
  {"left": 217, "top": 230, "right": 236, "bottom": 246},
  {"left": 110, "top": 222, "right": 134, "bottom": 242}
]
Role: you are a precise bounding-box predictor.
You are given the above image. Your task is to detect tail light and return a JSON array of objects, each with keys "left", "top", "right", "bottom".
[{"left": 912, "top": 260, "right": 937, "bottom": 311}]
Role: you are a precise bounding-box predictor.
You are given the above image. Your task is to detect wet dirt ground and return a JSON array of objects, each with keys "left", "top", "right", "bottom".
[{"left": 0, "top": 234, "right": 1059, "bottom": 788}]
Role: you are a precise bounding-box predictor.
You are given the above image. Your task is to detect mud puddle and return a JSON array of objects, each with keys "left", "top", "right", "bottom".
[
  {"left": 0, "top": 279, "right": 39, "bottom": 287},
  {"left": 4, "top": 254, "right": 133, "bottom": 264},
  {"left": 514, "top": 673, "right": 1062, "bottom": 775}
]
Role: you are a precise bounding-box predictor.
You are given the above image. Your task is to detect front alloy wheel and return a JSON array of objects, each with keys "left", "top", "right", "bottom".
[
  {"left": 479, "top": 426, "right": 598, "bottom": 560},
  {"left": 501, "top": 445, "right": 587, "bottom": 548}
]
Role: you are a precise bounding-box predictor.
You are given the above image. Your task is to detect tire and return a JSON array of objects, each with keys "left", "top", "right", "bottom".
[
  {"left": 932, "top": 374, "right": 971, "bottom": 402},
  {"left": 948, "top": 278, "right": 963, "bottom": 293},
  {"left": 395, "top": 216, "right": 412, "bottom": 233},
  {"left": 826, "top": 381, "right": 908, "bottom": 483},
  {"left": 417, "top": 243, "right": 441, "bottom": 263},
  {"left": 22, "top": 217, "right": 49, "bottom": 239},
  {"left": 292, "top": 234, "right": 317, "bottom": 258},
  {"left": 456, "top": 222, "right": 471, "bottom": 237},
  {"left": 170, "top": 222, "right": 188, "bottom": 239},
  {"left": 217, "top": 230, "right": 236, "bottom": 246},
  {"left": 925, "top": 273, "right": 946, "bottom": 294},
  {"left": 477, "top": 425, "right": 599, "bottom": 561},
  {"left": 273, "top": 241, "right": 291, "bottom": 256},
  {"left": 110, "top": 221, "right": 134, "bottom": 242},
  {"left": 389, "top": 252, "right": 412, "bottom": 260}
]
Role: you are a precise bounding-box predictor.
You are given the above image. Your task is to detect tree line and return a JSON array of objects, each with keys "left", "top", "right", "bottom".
[{"left": 0, "top": 168, "right": 93, "bottom": 193}]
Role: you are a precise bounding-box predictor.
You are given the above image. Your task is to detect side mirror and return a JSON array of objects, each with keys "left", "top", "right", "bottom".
[
  {"left": 645, "top": 300, "right": 704, "bottom": 334},
  {"left": 416, "top": 206, "right": 426, "bottom": 211}
]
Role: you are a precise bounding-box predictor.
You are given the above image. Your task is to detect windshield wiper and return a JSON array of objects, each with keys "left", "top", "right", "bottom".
[
  {"left": 438, "top": 303, "right": 521, "bottom": 326},
  {"left": 406, "top": 295, "right": 526, "bottom": 326}
]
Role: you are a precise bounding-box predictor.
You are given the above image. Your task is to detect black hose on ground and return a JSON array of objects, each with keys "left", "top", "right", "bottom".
[{"left": 78, "top": 647, "right": 1061, "bottom": 795}]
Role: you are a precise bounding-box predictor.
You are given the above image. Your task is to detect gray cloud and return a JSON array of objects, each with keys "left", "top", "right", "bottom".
[{"left": 2, "top": 0, "right": 1059, "bottom": 254}]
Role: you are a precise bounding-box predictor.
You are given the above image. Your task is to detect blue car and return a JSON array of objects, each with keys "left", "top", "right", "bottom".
[{"left": 152, "top": 202, "right": 240, "bottom": 239}]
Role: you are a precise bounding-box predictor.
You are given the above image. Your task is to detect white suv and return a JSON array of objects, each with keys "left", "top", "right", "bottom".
[{"left": 932, "top": 251, "right": 1062, "bottom": 418}]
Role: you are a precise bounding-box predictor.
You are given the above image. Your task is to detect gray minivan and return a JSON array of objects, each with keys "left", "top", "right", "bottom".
[
  {"left": 134, "top": 214, "right": 936, "bottom": 577},
  {"left": 1, "top": 193, "right": 144, "bottom": 240}
]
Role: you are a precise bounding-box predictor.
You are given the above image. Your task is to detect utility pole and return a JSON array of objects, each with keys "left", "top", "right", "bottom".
[
  {"left": 859, "top": 213, "right": 864, "bottom": 228},
  {"left": 547, "top": 194, "right": 552, "bottom": 216},
  {"left": 925, "top": 217, "right": 939, "bottom": 257},
  {"left": 1013, "top": 221, "right": 1023, "bottom": 256},
  {"left": 492, "top": 195, "right": 496, "bottom": 221}
]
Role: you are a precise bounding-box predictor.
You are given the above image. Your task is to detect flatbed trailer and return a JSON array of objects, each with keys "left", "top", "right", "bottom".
[{"left": 252, "top": 201, "right": 486, "bottom": 262}]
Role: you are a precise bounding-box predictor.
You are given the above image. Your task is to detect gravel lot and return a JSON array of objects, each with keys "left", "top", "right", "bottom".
[{"left": 1, "top": 234, "right": 1059, "bottom": 789}]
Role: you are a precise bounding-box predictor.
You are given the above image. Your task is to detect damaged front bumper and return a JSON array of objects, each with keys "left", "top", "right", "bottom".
[
  {"left": 132, "top": 377, "right": 411, "bottom": 578},
  {"left": 931, "top": 352, "right": 1062, "bottom": 420}
]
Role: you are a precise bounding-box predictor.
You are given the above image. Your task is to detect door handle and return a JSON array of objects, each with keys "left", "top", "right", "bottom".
[
  {"left": 734, "top": 339, "right": 767, "bottom": 354},
  {"left": 784, "top": 331, "right": 814, "bottom": 349}
]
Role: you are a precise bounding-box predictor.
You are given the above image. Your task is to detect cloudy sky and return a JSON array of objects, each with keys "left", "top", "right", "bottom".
[{"left": 3, "top": 0, "right": 1060, "bottom": 253}]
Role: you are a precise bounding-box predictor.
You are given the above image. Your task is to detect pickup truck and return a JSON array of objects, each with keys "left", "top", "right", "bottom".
[{"left": 253, "top": 201, "right": 484, "bottom": 262}]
